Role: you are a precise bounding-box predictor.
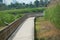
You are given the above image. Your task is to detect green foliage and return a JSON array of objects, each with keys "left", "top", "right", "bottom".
[
  {"left": 0, "top": 7, "right": 45, "bottom": 14},
  {"left": 0, "top": 4, "right": 7, "bottom": 11},
  {"left": 0, "top": 0, "right": 48, "bottom": 11},
  {"left": 0, "top": 13, "right": 23, "bottom": 27},
  {"left": 34, "top": 0, "right": 40, "bottom": 7},
  {"left": 44, "top": 4, "right": 60, "bottom": 29},
  {"left": 0, "top": 8, "right": 45, "bottom": 27}
]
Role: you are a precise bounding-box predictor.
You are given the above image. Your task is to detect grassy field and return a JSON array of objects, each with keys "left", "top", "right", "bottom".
[
  {"left": 0, "top": 7, "right": 45, "bottom": 14},
  {"left": 0, "top": 7, "right": 45, "bottom": 28}
]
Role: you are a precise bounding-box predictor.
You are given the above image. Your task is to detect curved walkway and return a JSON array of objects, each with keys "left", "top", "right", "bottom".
[{"left": 8, "top": 17, "right": 35, "bottom": 40}]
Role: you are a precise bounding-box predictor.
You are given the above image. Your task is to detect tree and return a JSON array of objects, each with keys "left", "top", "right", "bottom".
[
  {"left": 0, "top": 3, "right": 7, "bottom": 10},
  {"left": 22, "top": 3, "right": 25, "bottom": 6},
  {"left": 29, "top": 2, "right": 34, "bottom": 8},
  {"left": 40, "top": 0, "right": 44, "bottom": 6},
  {"left": 34, "top": 0, "right": 40, "bottom": 7},
  {"left": 25, "top": 4, "right": 29, "bottom": 8},
  {"left": 22, "top": 3, "right": 26, "bottom": 8},
  {"left": 44, "top": 0, "right": 48, "bottom": 7},
  {"left": 14, "top": 2, "right": 20, "bottom": 9}
]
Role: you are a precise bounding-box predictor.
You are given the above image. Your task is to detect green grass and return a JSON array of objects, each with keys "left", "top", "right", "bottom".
[
  {"left": 35, "top": 17, "right": 46, "bottom": 40},
  {"left": 44, "top": 3, "right": 60, "bottom": 29},
  {"left": 0, "top": 13, "right": 24, "bottom": 27},
  {"left": 35, "top": 17, "right": 41, "bottom": 31},
  {"left": 0, "top": 7, "right": 45, "bottom": 14},
  {"left": 35, "top": 17, "right": 44, "bottom": 32},
  {"left": 0, "top": 7, "right": 45, "bottom": 27}
]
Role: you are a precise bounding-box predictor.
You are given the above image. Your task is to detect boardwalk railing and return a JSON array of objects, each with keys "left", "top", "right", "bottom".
[{"left": 0, "top": 13, "right": 43, "bottom": 40}]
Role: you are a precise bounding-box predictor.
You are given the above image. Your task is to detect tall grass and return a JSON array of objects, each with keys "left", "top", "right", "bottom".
[
  {"left": 0, "top": 13, "right": 23, "bottom": 27},
  {"left": 0, "top": 7, "right": 45, "bottom": 14},
  {"left": 44, "top": 3, "right": 60, "bottom": 29},
  {"left": 0, "top": 7, "right": 45, "bottom": 27}
]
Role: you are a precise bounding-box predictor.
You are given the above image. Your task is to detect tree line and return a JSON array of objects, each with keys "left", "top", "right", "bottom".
[{"left": 0, "top": 0, "right": 50, "bottom": 11}]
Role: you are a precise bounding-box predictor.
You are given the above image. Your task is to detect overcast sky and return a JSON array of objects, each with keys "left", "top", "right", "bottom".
[
  {"left": 5, "top": 0, "right": 40, "bottom": 5},
  {"left": 5, "top": 0, "right": 50, "bottom": 5},
  {"left": 16, "top": 0, "right": 40, "bottom": 4}
]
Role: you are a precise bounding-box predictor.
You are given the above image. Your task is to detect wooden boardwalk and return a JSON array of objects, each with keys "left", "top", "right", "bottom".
[{"left": 8, "top": 17, "right": 35, "bottom": 40}]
